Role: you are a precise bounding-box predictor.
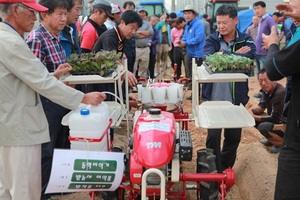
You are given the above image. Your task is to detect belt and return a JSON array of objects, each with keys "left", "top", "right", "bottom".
[{"left": 137, "top": 46, "right": 149, "bottom": 48}]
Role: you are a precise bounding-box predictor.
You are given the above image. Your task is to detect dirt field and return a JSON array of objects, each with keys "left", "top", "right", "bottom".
[{"left": 52, "top": 74, "right": 285, "bottom": 200}]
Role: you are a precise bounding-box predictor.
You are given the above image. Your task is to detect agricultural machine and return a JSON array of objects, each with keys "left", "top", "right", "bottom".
[
  {"left": 103, "top": 81, "right": 236, "bottom": 200},
  {"left": 117, "top": 108, "right": 235, "bottom": 200}
]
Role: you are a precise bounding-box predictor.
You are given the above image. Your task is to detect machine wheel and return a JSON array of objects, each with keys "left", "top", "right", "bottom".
[
  {"left": 100, "top": 189, "right": 125, "bottom": 200},
  {"left": 196, "top": 148, "right": 219, "bottom": 200}
]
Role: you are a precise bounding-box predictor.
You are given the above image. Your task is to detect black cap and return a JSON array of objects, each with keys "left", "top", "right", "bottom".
[{"left": 92, "top": 0, "right": 114, "bottom": 20}]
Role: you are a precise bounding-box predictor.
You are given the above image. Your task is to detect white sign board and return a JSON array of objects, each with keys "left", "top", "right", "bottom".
[{"left": 45, "top": 149, "right": 124, "bottom": 194}]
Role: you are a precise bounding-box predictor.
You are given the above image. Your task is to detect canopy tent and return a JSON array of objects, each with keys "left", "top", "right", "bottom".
[{"left": 237, "top": 9, "right": 254, "bottom": 33}]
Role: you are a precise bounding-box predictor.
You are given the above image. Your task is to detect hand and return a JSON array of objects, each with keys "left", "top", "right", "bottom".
[
  {"left": 262, "top": 26, "right": 279, "bottom": 49},
  {"left": 261, "top": 44, "right": 268, "bottom": 50},
  {"left": 276, "top": 4, "right": 300, "bottom": 21},
  {"left": 248, "top": 109, "right": 254, "bottom": 116},
  {"left": 178, "top": 40, "right": 186, "bottom": 48},
  {"left": 122, "top": 71, "right": 137, "bottom": 87},
  {"left": 64, "top": 82, "right": 76, "bottom": 88},
  {"left": 81, "top": 92, "right": 106, "bottom": 106},
  {"left": 235, "top": 46, "right": 251, "bottom": 54},
  {"left": 53, "top": 63, "right": 72, "bottom": 79},
  {"left": 160, "top": 13, "right": 167, "bottom": 21}
]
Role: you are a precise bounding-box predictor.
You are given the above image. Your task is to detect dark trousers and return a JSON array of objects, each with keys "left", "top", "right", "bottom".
[
  {"left": 206, "top": 128, "right": 242, "bottom": 172},
  {"left": 173, "top": 47, "right": 184, "bottom": 80},
  {"left": 93, "top": 83, "right": 116, "bottom": 101},
  {"left": 149, "top": 51, "right": 156, "bottom": 79},
  {"left": 188, "top": 57, "right": 202, "bottom": 79},
  {"left": 127, "top": 55, "right": 135, "bottom": 73},
  {"left": 275, "top": 146, "right": 300, "bottom": 199},
  {"left": 40, "top": 97, "right": 70, "bottom": 199},
  {"left": 256, "top": 121, "right": 285, "bottom": 138},
  {"left": 256, "top": 121, "right": 274, "bottom": 138},
  {"left": 169, "top": 43, "right": 175, "bottom": 68}
]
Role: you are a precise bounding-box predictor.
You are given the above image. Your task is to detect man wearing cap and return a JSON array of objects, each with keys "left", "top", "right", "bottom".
[
  {"left": 104, "top": 4, "right": 121, "bottom": 30},
  {"left": 133, "top": 5, "right": 153, "bottom": 78},
  {"left": 25, "top": 0, "right": 104, "bottom": 199},
  {"left": 80, "top": 0, "right": 113, "bottom": 53},
  {"left": 178, "top": 5, "right": 205, "bottom": 100},
  {"left": 0, "top": 0, "right": 106, "bottom": 199}
]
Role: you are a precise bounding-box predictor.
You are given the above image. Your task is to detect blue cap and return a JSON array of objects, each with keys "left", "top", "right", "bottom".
[
  {"left": 136, "top": 6, "right": 145, "bottom": 12},
  {"left": 80, "top": 108, "right": 90, "bottom": 115}
]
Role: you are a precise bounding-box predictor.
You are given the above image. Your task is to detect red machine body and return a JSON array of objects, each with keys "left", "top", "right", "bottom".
[{"left": 132, "top": 111, "right": 176, "bottom": 168}]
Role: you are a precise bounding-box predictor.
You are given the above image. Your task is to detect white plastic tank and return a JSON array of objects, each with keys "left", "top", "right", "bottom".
[{"left": 68, "top": 102, "right": 110, "bottom": 151}]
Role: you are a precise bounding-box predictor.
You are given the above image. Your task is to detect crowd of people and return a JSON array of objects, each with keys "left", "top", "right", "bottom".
[{"left": 0, "top": 0, "right": 300, "bottom": 199}]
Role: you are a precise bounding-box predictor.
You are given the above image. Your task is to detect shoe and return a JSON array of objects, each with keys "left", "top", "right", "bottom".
[
  {"left": 253, "top": 92, "right": 262, "bottom": 98},
  {"left": 269, "top": 146, "right": 282, "bottom": 153},
  {"left": 260, "top": 140, "right": 272, "bottom": 147}
]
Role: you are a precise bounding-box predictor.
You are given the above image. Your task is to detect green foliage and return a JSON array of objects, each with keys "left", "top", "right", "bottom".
[
  {"left": 68, "top": 50, "right": 122, "bottom": 76},
  {"left": 205, "top": 53, "right": 254, "bottom": 72}
]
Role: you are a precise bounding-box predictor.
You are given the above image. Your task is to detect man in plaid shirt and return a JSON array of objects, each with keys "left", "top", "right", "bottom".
[{"left": 25, "top": 0, "right": 74, "bottom": 199}]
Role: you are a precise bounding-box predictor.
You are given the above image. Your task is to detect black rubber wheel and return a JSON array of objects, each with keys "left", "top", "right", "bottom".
[
  {"left": 196, "top": 148, "right": 219, "bottom": 200},
  {"left": 100, "top": 188, "right": 125, "bottom": 200}
]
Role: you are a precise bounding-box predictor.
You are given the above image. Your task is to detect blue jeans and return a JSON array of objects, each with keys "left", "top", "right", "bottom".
[
  {"left": 275, "top": 146, "right": 300, "bottom": 199},
  {"left": 255, "top": 55, "right": 266, "bottom": 75}
]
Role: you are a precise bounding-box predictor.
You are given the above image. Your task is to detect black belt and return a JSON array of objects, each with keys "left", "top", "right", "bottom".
[{"left": 137, "top": 46, "right": 149, "bottom": 48}]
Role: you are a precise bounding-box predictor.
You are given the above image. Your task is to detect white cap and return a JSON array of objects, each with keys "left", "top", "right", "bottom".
[
  {"left": 182, "top": 5, "right": 197, "bottom": 14},
  {"left": 111, "top": 4, "right": 120, "bottom": 14}
]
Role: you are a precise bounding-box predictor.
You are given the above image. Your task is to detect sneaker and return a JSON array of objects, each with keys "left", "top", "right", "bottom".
[
  {"left": 260, "top": 140, "right": 272, "bottom": 147},
  {"left": 269, "top": 146, "right": 282, "bottom": 153},
  {"left": 253, "top": 92, "right": 262, "bottom": 98}
]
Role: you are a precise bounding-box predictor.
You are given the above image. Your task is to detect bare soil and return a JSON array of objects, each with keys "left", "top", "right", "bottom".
[{"left": 53, "top": 73, "right": 285, "bottom": 200}]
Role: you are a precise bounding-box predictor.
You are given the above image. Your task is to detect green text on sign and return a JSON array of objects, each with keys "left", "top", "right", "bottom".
[
  {"left": 74, "top": 159, "right": 117, "bottom": 171},
  {"left": 71, "top": 172, "right": 115, "bottom": 182},
  {"left": 68, "top": 183, "right": 112, "bottom": 190}
]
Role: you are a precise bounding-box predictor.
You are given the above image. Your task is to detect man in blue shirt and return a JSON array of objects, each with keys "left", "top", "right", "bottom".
[
  {"left": 60, "top": 0, "right": 82, "bottom": 59},
  {"left": 178, "top": 5, "right": 205, "bottom": 78}
]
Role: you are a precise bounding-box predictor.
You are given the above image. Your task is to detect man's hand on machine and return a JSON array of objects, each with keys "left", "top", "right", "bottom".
[
  {"left": 122, "top": 71, "right": 138, "bottom": 87},
  {"left": 82, "top": 92, "right": 106, "bottom": 106}
]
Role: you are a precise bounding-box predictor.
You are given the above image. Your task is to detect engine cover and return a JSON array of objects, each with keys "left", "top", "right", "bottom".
[{"left": 133, "top": 110, "right": 176, "bottom": 168}]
